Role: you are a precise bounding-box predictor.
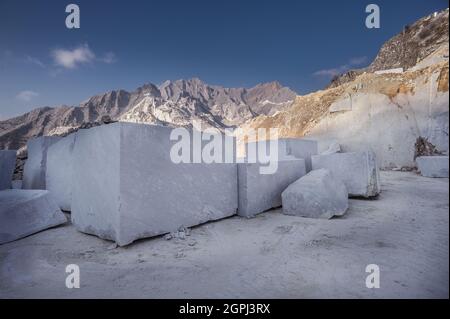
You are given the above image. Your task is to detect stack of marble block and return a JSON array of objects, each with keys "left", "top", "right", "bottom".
[
  {"left": 0, "top": 147, "right": 66, "bottom": 245},
  {"left": 279, "top": 150, "right": 382, "bottom": 220},
  {"left": 237, "top": 139, "right": 318, "bottom": 217},
  {"left": 20, "top": 122, "right": 320, "bottom": 246},
  {"left": 12, "top": 122, "right": 386, "bottom": 245}
]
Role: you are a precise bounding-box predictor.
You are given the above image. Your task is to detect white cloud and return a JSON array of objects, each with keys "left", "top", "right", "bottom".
[
  {"left": 99, "top": 52, "right": 117, "bottom": 64},
  {"left": 50, "top": 44, "right": 117, "bottom": 69},
  {"left": 313, "top": 56, "right": 369, "bottom": 78},
  {"left": 25, "top": 55, "right": 45, "bottom": 68},
  {"left": 51, "top": 44, "right": 95, "bottom": 69},
  {"left": 313, "top": 65, "right": 349, "bottom": 77},
  {"left": 16, "top": 90, "right": 39, "bottom": 102}
]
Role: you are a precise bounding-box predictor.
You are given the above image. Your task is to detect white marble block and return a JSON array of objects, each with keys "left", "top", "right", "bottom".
[
  {"left": 0, "top": 189, "right": 67, "bottom": 244},
  {"left": 0, "top": 150, "right": 16, "bottom": 190},
  {"left": 416, "top": 156, "right": 449, "bottom": 178},
  {"left": 46, "top": 133, "right": 76, "bottom": 211},
  {"left": 311, "top": 151, "right": 381, "bottom": 198},
  {"left": 245, "top": 138, "right": 318, "bottom": 172},
  {"left": 282, "top": 169, "right": 348, "bottom": 219},
  {"left": 71, "top": 122, "right": 238, "bottom": 246},
  {"left": 22, "top": 136, "right": 61, "bottom": 190},
  {"left": 238, "top": 157, "right": 306, "bottom": 217}
]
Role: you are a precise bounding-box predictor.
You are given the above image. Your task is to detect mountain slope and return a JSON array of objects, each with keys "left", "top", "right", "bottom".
[
  {"left": 238, "top": 9, "right": 449, "bottom": 169},
  {"left": 328, "top": 8, "right": 449, "bottom": 88}
]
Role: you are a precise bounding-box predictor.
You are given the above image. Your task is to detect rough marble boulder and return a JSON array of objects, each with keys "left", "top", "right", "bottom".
[
  {"left": 46, "top": 133, "right": 76, "bottom": 211},
  {"left": 281, "top": 169, "right": 348, "bottom": 219},
  {"left": 0, "top": 150, "right": 16, "bottom": 190},
  {"left": 312, "top": 151, "right": 381, "bottom": 198},
  {"left": 71, "top": 122, "right": 238, "bottom": 246},
  {"left": 22, "top": 136, "right": 61, "bottom": 190},
  {"left": 245, "top": 138, "right": 318, "bottom": 172},
  {"left": 416, "top": 156, "right": 449, "bottom": 178},
  {"left": 321, "top": 142, "right": 341, "bottom": 155},
  {"left": 0, "top": 189, "right": 67, "bottom": 244},
  {"left": 238, "top": 157, "right": 306, "bottom": 218}
]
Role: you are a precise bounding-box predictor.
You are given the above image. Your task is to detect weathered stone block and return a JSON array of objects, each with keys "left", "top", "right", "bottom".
[
  {"left": 71, "top": 122, "right": 238, "bottom": 246},
  {"left": 245, "top": 138, "right": 318, "bottom": 172},
  {"left": 22, "top": 136, "right": 61, "bottom": 190},
  {"left": 0, "top": 150, "right": 16, "bottom": 190},
  {"left": 311, "top": 151, "right": 381, "bottom": 198},
  {"left": 46, "top": 134, "right": 76, "bottom": 211},
  {"left": 416, "top": 156, "right": 449, "bottom": 178},
  {"left": 282, "top": 169, "right": 348, "bottom": 219},
  {"left": 321, "top": 142, "right": 341, "bottom": 155},
  {"left": 238, "top": 157, "right": 306, "bottom": 217},
  {"left": 0, "top": 189, "right": 67, "bottom": 244}
]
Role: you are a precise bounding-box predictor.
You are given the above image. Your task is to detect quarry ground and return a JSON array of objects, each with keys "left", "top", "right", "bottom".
[{"left": 0, "top": 171, "right": 448, "bottom": 299}]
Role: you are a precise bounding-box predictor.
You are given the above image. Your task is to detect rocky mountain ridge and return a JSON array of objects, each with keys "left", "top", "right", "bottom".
[
  {"left": 328, "top": 8, "right": 449, "bottom": 88},
  {"left": 0, "top": 79, "right": 296, "bottom": 150}
]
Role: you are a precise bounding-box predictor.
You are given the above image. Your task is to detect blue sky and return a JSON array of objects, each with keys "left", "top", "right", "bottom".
[{"left": 0, "top": 0, "right": 448, "bottom": 119}]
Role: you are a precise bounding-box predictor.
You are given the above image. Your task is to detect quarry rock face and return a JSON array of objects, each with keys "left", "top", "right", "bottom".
[
  {"left": 71, "top": 122, "right": 238, "bottom": 246},
  {"left": 0, "top": 189, "right": 67, "bottom": 244},
  {"left": 238, "top": 9, "right": 449, "bottom": 171},
  {"left": 46, "top": 133, "right": 76, "bottom": 211},
  {"left": 245, "top": 138, "right": 318, "bottom": 172},
  {"left": 312, "top": 151, "right": 381, "bottom": 198},
  {"left": 416, "top": 156, "right": 449, "bottom": 178},
  {"left": 281, "top": 169, "right": 348, "bottom": 219},
  {"left": 307, "top": 84, "right": 449, "bottom": 169},
  {"left": 237, "top": 157, "right": 306, "bottom": 218},
  {"left": 0, "top": 150, "right": 16, "bottom": 190},
  {"left": 22, "top": 136, "right": 61, "bottom": 190}
]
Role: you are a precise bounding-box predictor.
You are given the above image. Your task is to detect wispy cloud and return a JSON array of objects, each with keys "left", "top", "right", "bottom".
[
  {"left": 313, "top": 65, "right": 349, "bottom": 77},
  {"left": 25, "top": 55, "right": 46, "bottom": 68},
  {"left": 99, "top": 52, "right": 117, "bottom": 64},
  {"left": 51, "top": 44, "right": 95, "bottom": 69},
  {"left": 313, "top": 56, "right": 368, "bottom": 78},
  {"left": 349, "top": 56, "right": 368, "bottom": 66},
  {"left": 50, "top": 44, "right": 117, "bottom": 69},
  {"left": 16, "top": 90, "right": 39, "bottom": 102}
]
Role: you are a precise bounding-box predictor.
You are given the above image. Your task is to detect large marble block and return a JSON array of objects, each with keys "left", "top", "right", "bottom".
[
  {"left": 22, "top": 136, "right": 61, "bottom": 190},
  {"left": 46, "top": 133, "right": 76, "bottom": 211},
  {"left": 311, "top": 151, "right": 381, "bottom": 198},
  {"left": 0, "top": 189, "right": 67, "bottom": 244},
  {"left": 245, "top": 138, "right": 318, "bottom": 172},
  {"left": 238, "top": 157, "right": 306, "bottom": 217},
  {"left": 0, "top": 150, "right": 16, "bottom": 190},
  {"left": 416, "top": 156, "right": 449, "bottom": 178},
  {"left": 71, "top": 122, "right": 238, "bottom": 246},
  {"left": 282, "top": 169, "right": 348, "bottom": 219}
]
